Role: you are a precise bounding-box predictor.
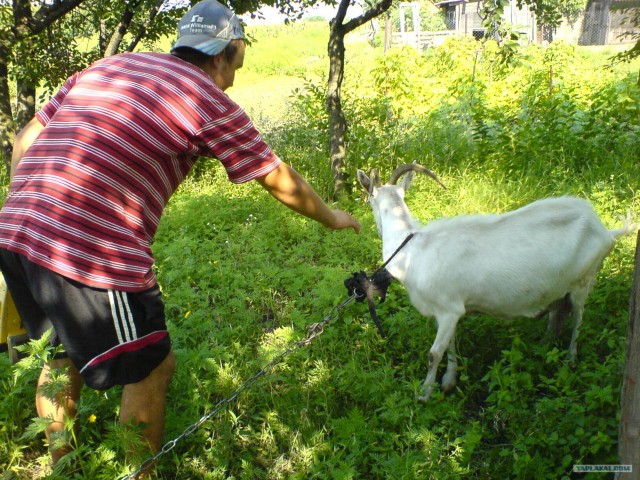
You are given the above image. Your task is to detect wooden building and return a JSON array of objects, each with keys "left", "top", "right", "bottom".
[{"left": 392, "top": 0, "right": 640, "bottom": 48}]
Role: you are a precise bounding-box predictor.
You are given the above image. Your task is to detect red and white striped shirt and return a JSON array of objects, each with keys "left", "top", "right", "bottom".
[{"left": 0, "top": 52, "right": 281, "bottom": 291}]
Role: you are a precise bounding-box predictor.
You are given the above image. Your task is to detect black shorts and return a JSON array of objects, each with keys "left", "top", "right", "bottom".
[{"left": 0, "top": 249, "right": 171, "bottom": 390}]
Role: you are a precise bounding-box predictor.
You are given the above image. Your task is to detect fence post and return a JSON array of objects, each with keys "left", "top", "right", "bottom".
[{"left": 617, "top": 231, "right": 640, "bottom": 480}]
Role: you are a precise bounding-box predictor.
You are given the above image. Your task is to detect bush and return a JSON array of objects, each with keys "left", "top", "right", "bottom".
[{"left": 1, "top": 29, "right": 638, "bottom": 479}]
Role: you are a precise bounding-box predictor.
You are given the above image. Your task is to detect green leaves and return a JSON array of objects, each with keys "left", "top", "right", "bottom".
[
  {"left": 1, "top": 23, "right": 638, "bottom": 479},
  {"left": 20, "top": 416, "right": 53, "bottom": 441},
  {"left": 12, "top": 328, "right": 63, "bottom": 385}
]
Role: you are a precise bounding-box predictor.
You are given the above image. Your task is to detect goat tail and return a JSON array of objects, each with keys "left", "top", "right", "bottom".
[{"left": 610, "top": 213, "right": 639, "bottom": 240}]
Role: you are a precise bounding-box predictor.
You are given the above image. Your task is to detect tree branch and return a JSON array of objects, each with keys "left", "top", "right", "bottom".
[
  {"left": 105, "top": 0, "right": 143, "bottom": 56},
  {"left": 25, "top": 0, "right": 89, "bottom": 38},
  {"left": 127, "top": 0, "right": 166, "bottom": 52},
  {"left": 343, "top": 0, "right": 393, "bottom": 33},
  {"left": 332, "top": 0, "right": 350, "bottom": 27}
]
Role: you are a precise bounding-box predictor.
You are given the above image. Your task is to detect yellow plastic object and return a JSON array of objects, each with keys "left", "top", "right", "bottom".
[{"left": 0, "top": 273, "right": 27, "bottom": 362}]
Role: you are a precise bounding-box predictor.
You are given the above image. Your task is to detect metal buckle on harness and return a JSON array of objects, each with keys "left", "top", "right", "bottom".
[
  {"left": 343, "top": 233, "right": 414, "bottom": 338},
  {"left": 0, "top": 273, "right": 28, "bottom": 364},
  {"left": 344, "top": 269, "right": 395, "bottom": 337}
]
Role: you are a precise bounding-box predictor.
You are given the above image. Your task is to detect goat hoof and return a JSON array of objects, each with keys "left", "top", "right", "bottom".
[
  {"left": 442, "top": 373, "right": 457, "bottom": 393},
  {"left": 417, "top": 388, "right": 433, "bottom": 402},
  {"left": 442, "top": 383, "right": 456, "bottom": 394}
]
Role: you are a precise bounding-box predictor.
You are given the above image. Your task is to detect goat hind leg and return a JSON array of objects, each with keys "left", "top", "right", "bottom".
[
  {"left": 568, "top": 283, "right": 592, "bottom": 362},
  {"left": 442, "top": 332, "right": 458, "bottom": 393},
  {"left": 568, "top": 304, "right": 584, "bottom": 362},
  {"left": 547, "top": 293, "right": 572, "bottom": 337}
]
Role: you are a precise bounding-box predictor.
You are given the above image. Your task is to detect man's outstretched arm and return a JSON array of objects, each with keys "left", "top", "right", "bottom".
[{"left": 256, "top": 162, "right": 360, "bottom": 233}]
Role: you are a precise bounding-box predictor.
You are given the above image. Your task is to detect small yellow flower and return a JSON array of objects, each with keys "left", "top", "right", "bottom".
[{"left": 88, "top": 414, "right": 97, "bottom": 423}]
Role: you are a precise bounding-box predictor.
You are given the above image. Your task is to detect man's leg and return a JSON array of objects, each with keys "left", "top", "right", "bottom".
[
  {"left": 120, "top": 350, "right": 176, "bottom": 454},
  {"left": 35, "top": 358, "right": 84, "bottom": 464}
]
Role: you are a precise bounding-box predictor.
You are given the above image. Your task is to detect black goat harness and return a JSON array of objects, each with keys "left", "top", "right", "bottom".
[{"left": 344, "top": 233, "right": 415, "bottom": 337}]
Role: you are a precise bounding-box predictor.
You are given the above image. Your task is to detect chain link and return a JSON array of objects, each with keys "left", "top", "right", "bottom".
[{"left": 117, "top": 293, "right": 358, "bottom": 480}]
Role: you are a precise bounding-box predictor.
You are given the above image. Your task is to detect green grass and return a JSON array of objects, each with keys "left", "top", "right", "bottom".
[
  {"left": 1, "top": 20, "right": 640, "bottom": 480},
  {"left": 230, "top": 18, "right": 379, "bottom": 132}
]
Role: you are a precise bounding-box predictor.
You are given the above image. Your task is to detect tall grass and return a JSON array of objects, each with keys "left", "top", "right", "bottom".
[{"left": 1, "top": 20, "right": 639, "bottom": 479}]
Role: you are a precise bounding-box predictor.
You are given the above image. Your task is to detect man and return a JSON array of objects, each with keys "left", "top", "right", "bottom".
[{"left": 0, "top": 0, "right": 360, "bottom": 473}]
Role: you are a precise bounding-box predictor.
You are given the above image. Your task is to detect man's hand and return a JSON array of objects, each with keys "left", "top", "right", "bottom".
[{"left": 328, "top": 209, "right": 361, "bottom": 234}]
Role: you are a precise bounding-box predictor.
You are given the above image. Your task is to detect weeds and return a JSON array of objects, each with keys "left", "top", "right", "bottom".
[{"left": 1, "top": 22, "right": 639, "bottom": 479}]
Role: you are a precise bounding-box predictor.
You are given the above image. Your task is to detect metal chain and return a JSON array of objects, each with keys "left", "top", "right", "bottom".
[{"left": 117, "top": 293, "right": 358, "bottom": 480}]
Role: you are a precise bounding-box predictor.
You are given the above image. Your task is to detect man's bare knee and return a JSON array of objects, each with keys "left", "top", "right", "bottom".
[
  {"left": 127, "top": 350, "right": 175, "bottom": 394},
  {"left": 154, "top": 350, "right": 176, "bottom": 386},
  {"left": 120, "top": 349, "right": 175, "bottom": 456}
]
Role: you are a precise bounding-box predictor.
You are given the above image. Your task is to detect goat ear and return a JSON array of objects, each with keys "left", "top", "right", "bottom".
[{"left": 356, "top": 170, "right": 372, "bottom": 193}]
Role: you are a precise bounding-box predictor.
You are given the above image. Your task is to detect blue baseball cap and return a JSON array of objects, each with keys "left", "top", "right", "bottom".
[{"left": 172, "top": 0, "right": 245, "bottom": 56}]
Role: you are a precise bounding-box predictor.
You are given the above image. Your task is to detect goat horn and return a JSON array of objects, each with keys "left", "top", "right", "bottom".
[
  {"left": 371, "top": 169, "right": 382, "bottom": 188},
  {"left": 388, "top": 164, "right": 447, "bottom": 190}
]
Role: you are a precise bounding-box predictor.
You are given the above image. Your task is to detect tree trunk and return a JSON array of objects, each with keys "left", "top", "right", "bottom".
[
  {"left": 384, "top": 14, "right": 392, "bottom": 53},
  {"left": 14, "top": 0, "right": 37, "bottom": 129},
  {"left": 327, "top": 21, "right": 348, "bottom": 200},
  {"left": 16, "top": 81, "right": 36, "bottom": 130},
  {"left": 0, "top": 45, "right": 14, "bottom": 170},
  {"left": 325, "top": 0, "right": 393, "bottom": 199},
  {"left": 1, "top": 0, "right": 35, "bottom": 170},
  {"left": 99, "top": 18, "right": 108, "bottom": 57},
  {"left": 105, "top": 0, "right": 141, "bottom": 56},
  {"left": 617, "top": 231, "right": 640, "bottom": 479}
]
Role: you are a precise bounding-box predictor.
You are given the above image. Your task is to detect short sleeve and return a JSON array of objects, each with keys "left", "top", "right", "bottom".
[
  {"left": 36, "top": 72, "right": 82, "bottom": 125},
  {"left": 196, "top": 102, "right": 282, "bottom": 183}
]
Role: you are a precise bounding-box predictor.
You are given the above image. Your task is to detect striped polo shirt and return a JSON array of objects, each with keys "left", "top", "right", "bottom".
[{"left": 0, "top": 52, "right": 281, "bottom": 291}]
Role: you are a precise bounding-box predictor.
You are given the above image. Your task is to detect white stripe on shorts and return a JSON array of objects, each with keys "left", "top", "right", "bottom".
[{"left": 108, "top": 290, "right": 138, "bottom": 343}]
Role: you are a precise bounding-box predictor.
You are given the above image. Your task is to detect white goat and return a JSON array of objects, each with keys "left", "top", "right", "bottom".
[{"left": 357, "top": 164, "right": 636, "bottom": 401}]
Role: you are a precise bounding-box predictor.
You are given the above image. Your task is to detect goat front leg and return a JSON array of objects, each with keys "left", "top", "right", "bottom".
[{"left": 418, "top": 315, "right": 459, "bottom": 402}]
